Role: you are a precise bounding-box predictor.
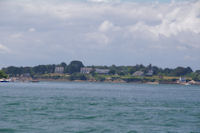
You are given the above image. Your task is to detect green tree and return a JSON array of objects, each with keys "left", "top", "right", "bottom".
[
  {"left": 69, "top": 73, "right": 87, "bottom": 80},
  {"left": 60, "top": 62, "right": 67, "bottom": 68},
  {"left": 172, "top": 67, "right": 193, "bottom": 76},
  {"left": 191, "top": 73, "right": 200, "bottom": 81},
  {"left": 108, "top": 69, "right": 116, "bottom": 75},
  {"left": 67, "top": 60, "right": 84, "bottom": 74},
  {"left": 2, "top": 66, "right": 22, "bottom": 76},
  {"left": 0, "top": 70, "right": 8, "bottom": 78},
  {"left": 128, "top": 67, "right": 136, "bottom": 74},
  {"left": 195, "top": 70, "right": 200, "bottom": 74}
]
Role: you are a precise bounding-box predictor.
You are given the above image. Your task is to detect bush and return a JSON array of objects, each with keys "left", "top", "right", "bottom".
[
  {"left": 0, "top": 70, "right": 8, "bottom": 78},
  {"left": 191, "top": 73, "right": 200, "bottom": 81},
  {"left": 122, "top": 77, "right": 143, "bottom": 82},
  {"left": 69, "top": 73, "right": 87, "bottom": 80},
  {"left": 95, "top": 76, "right": 105, "bottom": 82}
]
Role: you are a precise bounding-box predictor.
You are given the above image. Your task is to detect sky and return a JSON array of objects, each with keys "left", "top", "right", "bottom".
[{"left": 0, "top": 0, "right": 200, "bottom": 70}]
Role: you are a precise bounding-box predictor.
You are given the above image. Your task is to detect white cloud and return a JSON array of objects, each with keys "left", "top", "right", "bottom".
[
  {"left": 0, "top": 0, "right": 200, "bottom": 69},
  {"left": 28, "top": 28, "right": 36, "bottom": 32},
  {"left": 128, "top": 1, "right": 200, "bottom": 38},
  {"left": 99, "top": 20, "right": 120, "bottom": 32},
  {"left": 99, "top": 20, "right": 114, "bottom": 32},
  {"left": 10, "top": 33, "right": 23, "bottom": 39},
  {"left": 86, "top": 32, "right": 110, "bottom": 46},
  {"left": 0, "top": 44, "right": 10, "bottom": 54}
]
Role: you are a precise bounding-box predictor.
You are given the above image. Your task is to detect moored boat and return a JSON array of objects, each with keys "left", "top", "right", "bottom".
[{"left": 0, "top": 79, "right": 11, "bottom": 82}]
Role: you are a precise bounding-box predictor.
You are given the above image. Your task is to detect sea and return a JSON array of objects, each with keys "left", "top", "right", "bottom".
[{"left": 0, "top": 82, "right": 200, "bottom": 133}]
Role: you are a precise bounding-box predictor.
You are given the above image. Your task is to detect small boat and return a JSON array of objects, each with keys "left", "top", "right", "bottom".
[{"left": 0, "top": 79, "right": 11, "bottom": 82}]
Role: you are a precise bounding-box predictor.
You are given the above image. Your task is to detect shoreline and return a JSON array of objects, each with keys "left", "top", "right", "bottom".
[{"left": 7, "top": 78, "right": 200, "bottom": 86}]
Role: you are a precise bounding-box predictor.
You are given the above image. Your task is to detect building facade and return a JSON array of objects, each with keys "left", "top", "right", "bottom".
[
  {"left": 133, "top": 71, "right": 144, "bottom": 76},
  {"left": 80, "top": 67, "right": 93, "bottom": 74},
  {"left": 54, "top": 66, "right": 64, "bottom": 74},
  {"left": 95, "top": 69, "right": 109, "bottom": 74}
]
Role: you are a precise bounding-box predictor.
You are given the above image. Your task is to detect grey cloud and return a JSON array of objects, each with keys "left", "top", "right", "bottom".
[{"left": 0, "top": 0, "right": 200, "bottom": 69}]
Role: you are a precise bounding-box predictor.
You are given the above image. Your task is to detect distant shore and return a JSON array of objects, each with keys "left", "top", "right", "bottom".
[{"left": 6, "top": 77, "right": 200, "bottom": 86}]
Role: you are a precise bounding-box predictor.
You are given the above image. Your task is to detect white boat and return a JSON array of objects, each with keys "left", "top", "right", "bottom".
[{"left": 0, "top": 79, "right": 11, "bottom": 82}]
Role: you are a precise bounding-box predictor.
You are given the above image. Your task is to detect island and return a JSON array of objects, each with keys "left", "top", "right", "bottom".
[{"left": 1, "top": 60, "right": 200, "bottom": 85}]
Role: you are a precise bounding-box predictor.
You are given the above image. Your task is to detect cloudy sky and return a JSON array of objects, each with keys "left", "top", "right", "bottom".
[{"left": 0, "top": 0, "right": 200, "bottom": 70}]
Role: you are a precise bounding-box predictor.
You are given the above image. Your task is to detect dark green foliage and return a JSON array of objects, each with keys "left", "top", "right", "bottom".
[
  {"left": 95, "top": 76, "right": 105, "bottom": 82},
  {"left": 69, "top": 73, "right": 87, "bottom": 80},
  {"left": 152, "top": 66, "right": 161, "bottom": 75},
  {"left": 2, "top": 64, "right": 55, "bottom": 76},
  {"left": 128, "top": 67, "right": 135, "bottom": 74},
  {"left": 2, "top": 66, "right": 23, "bottom": 76},
  {"left": 67, "top": 60, "right": 84, "bottom": 74},
  {"left": 122, "top": 77, "right": 143, "bottom": 82},
  {"left": 191, "top": 73, "right": 200, "bottom": 81},
  {"left": 195, "top": 70, "right": 200, "bottom": 74},
  {"left": 0, "top": 70, "right": 8, "bottom": 78},
  {"left": 32, "top": 64, "right": 55, "bottom": 74},
  {"left": 108, "top": 69, "right": 116, "bottom": 75},
  {"left": 117, "top": 71, "right": 125, "bottom": 76},
  {"left": 60, "top": 62, "right": 67, "bottom": 68},
  {"left": 172, "top": 67, "right": 193, "bottom": 76},
  {"left": 163, "top": 68, "right": 173, "bottom": 76},
  {"left": 1, "top": 61, "right": 198, "bottom": 79}
]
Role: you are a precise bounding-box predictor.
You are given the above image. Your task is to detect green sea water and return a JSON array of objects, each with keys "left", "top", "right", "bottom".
[{"left": 0, "top": 82, "right": 200, "bottom": 133}]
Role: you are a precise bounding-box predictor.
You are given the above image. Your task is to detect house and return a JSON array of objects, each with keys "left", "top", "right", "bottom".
[
  {"left": 80, "top": 67, "right": 93, "bottom": 74},
  {"left": 95, "top": 69, "right": 109, "bottom": 74},
  {"left": 21, "top": 73, "right": 31, "bottom": 77},
  {"left": 133, "top": 71, "right": 144, "bottom": 76},
  {"left": 179, "top": 77, "right": 186, "bottom": 83},
  {"left": 54, "top": 66, "right": 64, "bottom": 74},
  {"left": 146, "top": 70, "right": 153, "bottom": 76}
]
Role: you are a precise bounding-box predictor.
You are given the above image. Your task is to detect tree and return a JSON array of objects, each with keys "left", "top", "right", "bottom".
[
  {"left": 109, "top": 69, "right": 116, "bottom": 75},
  {"left": 69, "top": 73, "right": 87, "bottom": 80},
  {"left": 0, "top": 70, "right": 8, "bottom": 78},
  {"left": 33, "top": 65, "right": 48, "bottom": 74},
  {"left": 195, "top": 70, "right": 200, "bottom": 74},
  {"left": 117, "top": 71, "right": 125, "bottom": 76},
  {"left": 128, "top": 67, "right": 136, "bottom": 74},
  {"left": 60, "top": 62, "right": 67, "bottom": 68},
  {"left": 152, "top": 66, "right": 160, "bottom": 75},
  {"left": 2, "top": 66, "right": 22, "bottom": 76},
  {"left": 147, "top": 64, "right": 152, "bottom": 70},
  {"left": 172, "top": 67, "right": 193, "bottom": 76},
  {"left": 191, "top": 73, "right": 200, "bottom": 81},
  {"left": 67, "top": 60, "right": 84, "bottom": 74}
]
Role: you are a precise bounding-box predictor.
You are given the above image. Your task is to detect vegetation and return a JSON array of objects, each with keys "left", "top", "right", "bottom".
[
  {"left": 69, "top": 73, "right": 87, "bottom": 80},
  {"left": 1, "top": 60, "right": 200, "bottom": 82},
  {"left": 0, "top": 70, "right": 8, "bottom": 78},
  {"left": 67, "top": 61, "right": 84, "bottom": 74}
]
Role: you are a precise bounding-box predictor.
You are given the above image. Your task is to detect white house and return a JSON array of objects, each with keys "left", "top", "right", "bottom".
[
  {"left": 133, "top": 71, "right": 144, "bottom": 76},
  {"left": 146, "top": 70, "right": 153, "bottom": 76},
  {"left": 54, "top": 66, "right": 64, "bottom": 73},
  {"left": 95, "top": 69, "right": 109, "bottom": 74},
  {"left": 80, "top": 67, "right": 93, "bottom": 74},
  {"left": 179, "top": 77, "right": 186, "bottom": 82}
]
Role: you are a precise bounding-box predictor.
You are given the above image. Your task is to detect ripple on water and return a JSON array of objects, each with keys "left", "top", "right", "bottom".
[
  {"left": 0, "top": 82, "right": 200, "bottom": 133},
  {"left": 0, "top": 128, "right": 16, "bottom": 133}
]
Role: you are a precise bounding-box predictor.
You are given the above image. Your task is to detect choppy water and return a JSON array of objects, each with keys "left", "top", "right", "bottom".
[{"left": 0, "top": 82, "right": 200, "bottom": 133}]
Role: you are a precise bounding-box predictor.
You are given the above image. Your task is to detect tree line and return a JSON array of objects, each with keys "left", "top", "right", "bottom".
[{"left": 1, "top": 60, "right": 200, "bottom": 80}]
